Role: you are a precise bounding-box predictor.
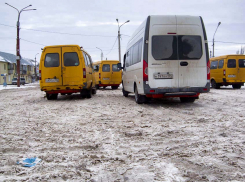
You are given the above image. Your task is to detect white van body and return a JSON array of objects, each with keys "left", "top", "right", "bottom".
[{"left": 121, "top": 15, "right": 210, "bottom": 103}]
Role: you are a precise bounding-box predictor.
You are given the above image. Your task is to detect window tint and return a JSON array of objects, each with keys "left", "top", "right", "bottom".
[
  {"left": 218, "top": 60, "right": 224, "bottom": 69},
  {"left": 152, "top": 35, "right": 177, "bottom": 60},
  {"left": 64, "top": 52, "right": 79, "bottom": 66},
  {"left": 102, "top": 64, "right": 110, "bottom": 72},
  {"left": 125, "top": 38, "right": 143, "bottom": 67},
  {"left": 239, "top": 59, "right": 245, "bottom": 68},
  {"left": 227, "top": 59, "right": 236, "bottom": 68},
  {"left": 178, "top": 36, "right": 202, "bottom": 59},
  {"left": 152, "top": 35, "right": 202, "bottom": 60},
  {"left": 93, "top": 64, "right": 100, "bottom": 72},
  {"left": 126, "top": 51, "right": 130, "bottom": 67},
  {"left": 44, "top": 53, "right": 59, "bottom": 67},
  {"left": 112, "top": 64, "right": 120, "bottom": 72},
  {"left": 210, "top": 61, "right": 218, "bottom": 69}
]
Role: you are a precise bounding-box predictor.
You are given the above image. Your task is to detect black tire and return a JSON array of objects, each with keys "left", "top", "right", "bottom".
[
  {"left": 47, "top": 93, "right": 58, "bottom": 100},
  {"left": 232, "top": 84, "right": 241, "bottom": 89},
  {"left": 180, "top": 97, "right": 195, "bottom": 103},
  {"left": 95, "top": 85, "right": 99, "bottom": 89},
  {"left": 211, "top": 80, "right": 220, "bottom": 89},
  {"left": 87, "top": 87, "right": 92, "bottom": 98},
  {"left": 92, "top": 88, "right": 97, "bottom": 95},
  {"left": 134, "top": 85, "right": 146, "bottom": 104},
  {"left": 111, "top": 86, "right": 119, "bottom": 90},
  {"left": 80, "top": 90, "right": 87, "bottom": 98},
  {"left": 122, "top": 84, "right": 129, "bottom": 97}
]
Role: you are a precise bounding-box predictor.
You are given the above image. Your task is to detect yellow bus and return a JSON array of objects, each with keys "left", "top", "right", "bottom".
[
  {"left": 93, "top": 60, "right": 122, "bottom": 89},
  {"left": 210, "top": 55, "right": 245, "bottom": 89},
  {"left": 39, "top": 45, "right": 96, "bottom": 100}
]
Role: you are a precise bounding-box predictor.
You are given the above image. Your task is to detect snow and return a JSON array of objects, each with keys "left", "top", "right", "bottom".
[{"left": 0, "top": 84, "right": 245, "bottom": 181}]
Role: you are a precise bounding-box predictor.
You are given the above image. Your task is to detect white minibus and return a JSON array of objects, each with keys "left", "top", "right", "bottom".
[{"left": 118, "top": 15, "right": 210, "bottom": 104}]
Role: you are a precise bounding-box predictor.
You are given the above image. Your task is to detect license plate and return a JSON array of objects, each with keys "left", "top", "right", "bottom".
[
  {"left": 45, "top": 79, "right": 59, "bottom": 83},
  {"left": 103, "top": 78, "right": 110, "bottom": 80},
  {"left": 154, "top": 73, "right": 173, "bottom": 79}
]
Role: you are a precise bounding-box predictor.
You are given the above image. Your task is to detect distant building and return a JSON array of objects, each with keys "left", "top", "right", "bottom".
[{"left": 0, "top": 51, "right": 35, "bottom": 85}]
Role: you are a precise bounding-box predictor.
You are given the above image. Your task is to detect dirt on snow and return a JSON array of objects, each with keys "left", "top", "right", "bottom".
[{"left": 0, "top": 83, "right": 244, "bottom": 182}]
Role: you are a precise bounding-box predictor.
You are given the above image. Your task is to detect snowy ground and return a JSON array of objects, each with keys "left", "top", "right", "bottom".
[{"left": 0, "top": 83, "right": 244, "bottom": 182}]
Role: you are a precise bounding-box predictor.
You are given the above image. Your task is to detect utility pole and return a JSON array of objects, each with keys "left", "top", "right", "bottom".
[
  {"left": 116, "top": 19, "right": 130, "bottom": 64},
  {"left": 212, "top": 22, "right": 221, "bottom": 57},
  {"left": 5, "top": 3, "right": 36, "bottom": 87}
]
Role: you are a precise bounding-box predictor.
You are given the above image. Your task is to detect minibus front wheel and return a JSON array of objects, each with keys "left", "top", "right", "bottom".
[{"left": 46, "top": 93, "right": 58, "bottom": 100}]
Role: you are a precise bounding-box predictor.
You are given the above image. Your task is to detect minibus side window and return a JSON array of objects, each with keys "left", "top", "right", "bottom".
[
  {"left": 227, "top": 59, "right": 236, "bottom": 68},
  {"left": 178, "top": 35, "right": 202, "bottom": 60},
  {"left": 239, "top": 59, "right": 245, "bottom": 68},
  {"left": 138, "top": 39, "right": 143, "bottom": 63},
  {"left": 112, "top": 64, "right": 120, "bottom": 72},
  {"left": 218, "top": 60, "right": 224, "bottom": 69},
  {"left": 210, "top": 61, "right": 218, "bottom": 69},
  {"left": 44, "top": 53, "right": 59, "bottom": 67},
  {"left": 64, "top": 52, "right": 79, "bottom": 66},
  {"left": 152, "top": 35, "right": 177, "bottom": 60},
  {"left": 126, "top": 51, "right": 130, "bottom": 67},
  {"left": 102, "top": 64, "right": 110, "bottom": 72}
]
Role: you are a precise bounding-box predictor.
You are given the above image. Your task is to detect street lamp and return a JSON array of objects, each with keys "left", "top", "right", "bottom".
[
  {"left": 5, "top": 3, "right": 36, "bottom": 87},
  {"left": 116, "top": 19, "right": 130, "bottom": 64},
  {"left": 35, "top": 53, "right": 39, "bottom": 81},
  {"left": 212, "top": 22, "right": 221, "bottom": 57},
  {"left": 96, "top": 47, "right": 103, "bottom": 61}
]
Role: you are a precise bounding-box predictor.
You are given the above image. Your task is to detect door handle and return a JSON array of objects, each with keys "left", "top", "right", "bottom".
[{"left": 180, "top": 61, "right": 188, "bottom": 66}]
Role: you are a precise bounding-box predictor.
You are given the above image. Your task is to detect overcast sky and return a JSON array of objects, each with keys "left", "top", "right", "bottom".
[{"left": 1, "top": 0, "right": 245, "bottom": 63}]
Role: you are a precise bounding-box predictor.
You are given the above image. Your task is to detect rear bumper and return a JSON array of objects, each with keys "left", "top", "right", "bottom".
[
  {"left": 40, "top": 84, "right": 86, "bottom": 94},
  {"left": 222, "top": 79, "right": 244, "bottom": 85},
  {"left": 144, "top": 82, "right": 210, "bottom": 98}
]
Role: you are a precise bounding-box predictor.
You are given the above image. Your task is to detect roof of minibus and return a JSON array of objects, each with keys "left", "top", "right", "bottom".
[
  {"left": 210, "top": 54, "right": 245, "bottom": 61},
  {"left": 42, "top": 45, "right": 91, "bottom": 56},
  {"left": 93, "top": 60, "right": 119, "bottom": 64}
]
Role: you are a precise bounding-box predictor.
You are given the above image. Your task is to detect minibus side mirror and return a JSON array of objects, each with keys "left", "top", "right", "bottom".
[{"left": 117, "top": 63, "right": 124, "bottom": 70}]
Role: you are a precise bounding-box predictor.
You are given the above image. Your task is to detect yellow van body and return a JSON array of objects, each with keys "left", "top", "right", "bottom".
[
  {"left": 93, "top": 60, "right": 122, "bottom": 89},
  {"left": 210, "top": 55, "right": 245, "bottom": 89},
  {"left": 39, "top": 45, "right": 96, "bottom": 100}
]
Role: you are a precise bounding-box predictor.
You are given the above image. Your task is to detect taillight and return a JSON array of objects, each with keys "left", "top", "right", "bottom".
[
  {"left": 223, "top": 69, "right": 226, "bottom": 76},
  {"left": 83, "top": 68, "right": 86, "bottom": 78},
  {"left": 39, "top": 70, "right": 41, "bottom": 80},
  {"left": 99, "top": 73, "right": 101, "bottom": 79},
  {"left": 207, "top": 60, "right": 210, "bottom": 80},
  {"left": 143, "top": 60, "right": 148, "bottom": 81}
]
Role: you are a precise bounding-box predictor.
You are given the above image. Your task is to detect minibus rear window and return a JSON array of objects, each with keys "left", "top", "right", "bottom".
[
  {"left": 239, "top": 59, "right": 245, "bottom": 68},
  {"left": 227, "top": 59, "right": 236, "bottom": 68},
  {"left": 112, "top": 64, "right": 120, "bottom": 72},
  {"left": 44, "top": 53, "right": 59, "bottom": 67},
  {"left": 64, "top": 52, "right": 79, "bottom": 66},
  {"left": 102, "top": 64, "right": 110, "bottom": 72},
  {"left": 210, "top": 61, "right": 218, "bottom": 69},
  {"left": 152, "top": 35, "right": 202, "bottom": 60},
  {"left": 152, "top": 36, "right": 177, "bottom": 60},
  {"left": 178, "top": 36, "right": 202, "bottom": 60}
]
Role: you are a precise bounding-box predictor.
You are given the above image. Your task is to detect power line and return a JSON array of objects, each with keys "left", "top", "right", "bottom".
[
  {"left": 0, "top": 23, "right": 117, "bottom": 37},
  {"left": 21, "top": 38, "right": 46, "bottom": 46},
  {"left": 106, "top": 37, "right": 118, "bottom": 55},
  {"left": 208, "top": 40, "right": 245, "bottom": 44}
]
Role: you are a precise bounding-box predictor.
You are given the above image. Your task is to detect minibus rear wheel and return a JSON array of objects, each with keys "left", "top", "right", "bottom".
[
  {"left": 211, "top": 80, "right": 220, "bottom": 89},
  {"left": 112, "top": 86, "right": 119, "bottom": 90},
  {"left": 180, "top": 97, "right": 195, "bottom": 103},
  {"left": 232, "top": 84, "right": 241, "bottom": 89},
  {"left": 122, "top": 84, "right": 129, "bottom": 97},
  {"left": 134, "top": 85, "right": 146, "bottom": 104},
  {"left": 87, "top": 87, "right": 92, "bottom": 98}
]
